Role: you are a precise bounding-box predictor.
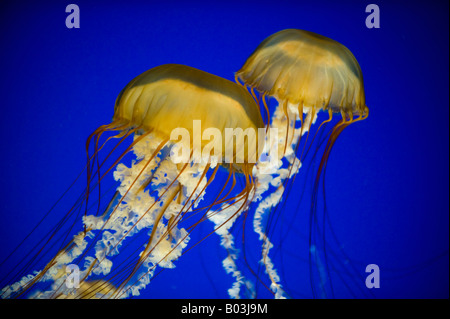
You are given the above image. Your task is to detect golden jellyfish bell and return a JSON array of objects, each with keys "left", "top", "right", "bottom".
[
  {"left": 113, "top": 64, "right": 265, "bottom": 168},
  {"left": 236, "top": 29, "right": 368, "bottom": 117}
]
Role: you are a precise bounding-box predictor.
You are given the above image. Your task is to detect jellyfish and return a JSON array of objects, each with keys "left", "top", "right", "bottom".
[
  {"left": 229, "top": 29, "right": 369, "bottom": 298},
  {"left": 0, "top": 64, "right": 269, "bottom": 299},
  {"left": 0, "top": 29, "right": 370, "bottom": 299}
]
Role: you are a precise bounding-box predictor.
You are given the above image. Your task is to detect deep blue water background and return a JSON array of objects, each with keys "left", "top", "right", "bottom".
[{"left": 0, "top": 0, "right": 448, "bottom": 298}]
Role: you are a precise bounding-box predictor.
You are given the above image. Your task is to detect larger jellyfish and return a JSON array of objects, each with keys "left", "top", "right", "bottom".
[
  {"left": 230, "top": 29, "right": 369, "bottom": 298},
  {"left": 0, "top": 64, "right": 267, "bottom": 299}
]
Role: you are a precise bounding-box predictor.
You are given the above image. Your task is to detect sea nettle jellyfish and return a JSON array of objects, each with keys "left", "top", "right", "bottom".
[
  {"left": 233, "top": 29, "right": 369, "bottom": 298},
  {"left": 0, "top": 64, "right": 272, "bottom": 299}
]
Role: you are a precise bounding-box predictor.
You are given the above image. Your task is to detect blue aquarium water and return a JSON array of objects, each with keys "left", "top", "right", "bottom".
[{"left": 0, "top": 0, "right": 448, "bottom": 299}]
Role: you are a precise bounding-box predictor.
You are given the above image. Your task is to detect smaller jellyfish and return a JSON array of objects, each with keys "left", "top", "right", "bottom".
[
  {"left": 234, "top": 29, "right": 369, "bottom": 298},
  {"left": 0, "top": 64, "right": 266, "bottom": 299}
]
